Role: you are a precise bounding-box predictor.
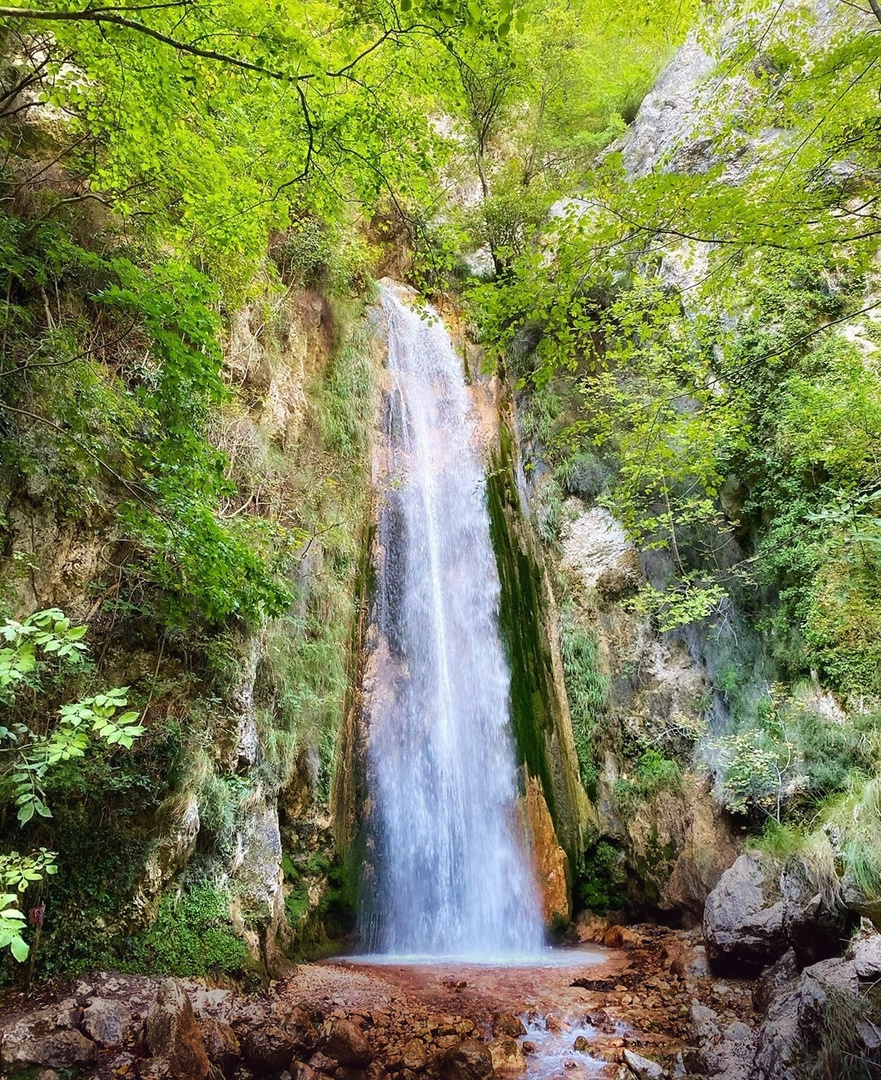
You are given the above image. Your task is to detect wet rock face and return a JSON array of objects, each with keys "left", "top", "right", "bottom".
[
  {"left": 522, "top": 776, "right": 571, "bottom": 927},
  {"left": 626, "top": 776, "right": 740, "bottom": 923}
]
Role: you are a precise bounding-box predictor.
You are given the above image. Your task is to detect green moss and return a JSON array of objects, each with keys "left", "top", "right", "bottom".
[
  {"left": 612, "top": 749, "right": 682, "bottom": 814},
  {"left": 120, "top": 886, "right": 251, "bottom": 976},
  {"left": 283, "top": 851, "right": 356, "bottom": 960},
  {"left": 560, "top": 621, "right": 608, "bottom": 801},
  {"left": 486, "top": 427, "right": 557, "bottom": 822},
  {"left": 577, "top": 840, "right": 628, "bottom": 914}
]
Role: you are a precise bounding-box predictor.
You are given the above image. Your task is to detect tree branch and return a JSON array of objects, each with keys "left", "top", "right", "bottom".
[
  {"left": 0, "top": 5, "right": 299, "bottom": 80},
  {"left": 0, "top": 6, "right": 423, "bottom": 84}
]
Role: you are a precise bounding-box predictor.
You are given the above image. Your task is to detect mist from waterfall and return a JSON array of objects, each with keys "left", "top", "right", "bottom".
[{"left": 358, "top": 285, "right": 544, "bottom": 959}]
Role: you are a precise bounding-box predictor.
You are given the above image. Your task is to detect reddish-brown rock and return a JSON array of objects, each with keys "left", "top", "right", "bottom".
[
  {"left": 436, "top": 1040, "right": 494, "bottom": 1080},
  {"left": 144, "top": 981, "right": 210, "bottom": 1080},
  {"left": 325, "top": 1020, "right": 372, "bottom": 1068},
  {"left": 491, "top": 1015, "right": 526, "bottom": 1039},
  {"left": 200, "top": 1018, "right": 241, "bottom": 1076}
]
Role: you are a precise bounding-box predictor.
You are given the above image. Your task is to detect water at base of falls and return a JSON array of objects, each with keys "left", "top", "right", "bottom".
[{"left": 358, "top": 285, "right": 544, "bottom": 960}]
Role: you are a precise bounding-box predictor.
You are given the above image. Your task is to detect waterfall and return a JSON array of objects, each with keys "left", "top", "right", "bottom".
[{"left": 359, "top": 285, "right": 544, "bottom": 959}]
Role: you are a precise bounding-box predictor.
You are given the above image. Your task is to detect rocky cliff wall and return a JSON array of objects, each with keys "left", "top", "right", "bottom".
[{"left": 0, "top": 267, "right": 380, "bottom": 977}]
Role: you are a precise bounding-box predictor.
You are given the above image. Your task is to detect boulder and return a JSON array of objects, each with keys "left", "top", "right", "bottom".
[
  {"left": 487, "top": 1037, "right": 525, "bottom": 1073},
  {"left": 325, "top": 1020, "right": 372, "bottom": 1068},
  {"left": 797, "top": 957, "right": 858, "bottom": 1031},
  {"left": 0, "top": 1007, "right": 98, "bottom": 1071},
  {"left": 689, "top": 1004, "right": 756, "bottom": 1080},
  {"left": 139, "top": 1057, "right": 171, "bottom": 1079},
  {"left": 200, "top": 1018, "right": 241, "bottom": 1076},
  {"left": 666, "top": 940, "right": 709, "bottom": 980},
  {"left": 436, "top": 1040, "right": 494, "bottom": 1080},
  {"left": 752, "top": 948, "right": 799, "bottom": 1014},
  {"left": 849, "top": 927, "right": 881, "bottom": 980},
  {"left": 751, "top": 953, "right": 881, "bottom": 1080},
  {"left": 842, "top": 871, "right": 881, "bottom": 930},
  {"left": 292, "top": 1065, "right": 323, "bottom": 1080},
  {"left": 491, "top": 1015, "right": 525, "bottom": 1039},
  {"left": 751, "top": 981, "right": 801, "bottom": 1080},
  {"left": 81, "top": 999, "right": 133, "bottom": 1048},
  {"left": 144, "top": 980, "right": 210, "bottom": 1080},
  {"left": 334, "top": 1062, "right": 369, "bottom": 1080},
  {"left": 401, "top": 1038, "right": 427, "bottom": 1071},
  {"left": 621, "top": 1049, "right": 665, "bottom": 1080},
  {"left": 780, "top": 859, "right": 850, "bottom": 963},
  {"left": 309, "top": 1051, "right": 339, "bottom": 1072},
  {"left": 285, "top": 1005, "right": 321, "bottom": 1054},
  {"left": 703, "top": 853, "right": 786, "bottom": 968},
  {"left": 242, "top": 1025, "right": 295, "bottom": 1073}
]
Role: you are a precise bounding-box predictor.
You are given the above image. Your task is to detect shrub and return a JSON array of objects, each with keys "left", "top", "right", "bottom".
[
  {"left": 560, "top": 622, "right": 609, "bottom": 800},
  {"left": 120, "top": 886, "right": 250, "bottom": 976},
  {"left": 577, "top": 840, "right": 628, "bottom": 914}
]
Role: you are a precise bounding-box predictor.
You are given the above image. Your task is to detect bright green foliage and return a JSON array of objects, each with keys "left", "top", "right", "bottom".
[
  {"left": 713, "top": 685, "right": 881, "bottom": 823},
  {"left": 0, "top": 610, "right": 144, "bottom": 825},
  {"left": 0, "top": 217, "right": 294, "bottom": 629},
  {"left": 440, "top": 0, "right": 698, "bottom": 272},
  {"left": 119, "top": 886, "right": 250, "bottom": 976},
  {"left": 0, "top": 892, "right": 28, "bottom": 962},
  {"left": 0, "top": 609, "right": 88, "bottom": 697},
  {"left": 559, "top": 621, "right": 608, "bottom": 799},
  {"left": 613, "top": 749, "right": 682, "bottom": 813},
  {"left": 0, "top": 609, "right": 145, "bottom": 962},
  {"left": 0, "top": 850, "right": 58, "bottom": 961}
]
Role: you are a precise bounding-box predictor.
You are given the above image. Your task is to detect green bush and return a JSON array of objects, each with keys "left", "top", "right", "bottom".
[
  {"left": 120, "top": 886, "right": 250, "bottom": 976},
  {"left": 577, "top": 840, "right": 628, "bottom": 914},
  {"left": 613, "top": 748, "right": 682, "bottom": 812},
  {"left": 560, "top": 622, "right": 608, "bottom": 800}
]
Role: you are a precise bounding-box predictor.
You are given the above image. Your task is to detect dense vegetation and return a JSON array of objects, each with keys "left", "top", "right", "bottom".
[
  {"left": 467, "top": 0, "right": 881, "bottom": 909},
  {"left": 0, "top": 0, "right": 879, "bottom": 990}
]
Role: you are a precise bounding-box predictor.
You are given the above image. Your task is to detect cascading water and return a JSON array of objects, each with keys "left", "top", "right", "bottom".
[{"left": 359, "top": 284, "right": 544, "bottom": 959}]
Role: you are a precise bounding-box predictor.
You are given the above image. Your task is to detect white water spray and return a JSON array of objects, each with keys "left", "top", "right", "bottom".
[{"left": 359, "top": 286, "right": 544, "bottom": 959}]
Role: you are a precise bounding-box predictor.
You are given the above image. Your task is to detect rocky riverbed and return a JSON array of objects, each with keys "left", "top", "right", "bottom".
[{"left": 0, "top": 922, "right": 764, "bottom": 1080}]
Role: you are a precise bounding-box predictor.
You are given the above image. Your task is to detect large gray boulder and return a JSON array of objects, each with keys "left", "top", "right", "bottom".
[
  {"left": 780, "top": 857, "right": 851, "bottom": 962},
  {"left": 704, "top": 852, "right": 849, "bottom": 968},
  {"left": 689, "top": 1004, "right": 756, "bottom": 1080},
  {"left": 703, "top": 853, "right": 787, "bottom": 967},
  {"left": 81, "top": 998, "right": 133, "bottom": 1048},
  {"left": 751, "top": 953, "right": 880, "bottom": 1079},
  {"left": 0, "top": 1007, "right": 97, "bottom": 1072}
]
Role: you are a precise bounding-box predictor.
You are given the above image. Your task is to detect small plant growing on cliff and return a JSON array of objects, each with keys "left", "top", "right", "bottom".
[{"left": 0, "top": 609, "right": 145, "bottom": 961}]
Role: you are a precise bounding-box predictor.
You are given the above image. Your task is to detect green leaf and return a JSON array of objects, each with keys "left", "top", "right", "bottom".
[{"left": 10, "top": 934, "right": 29, "bottom": 962}]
